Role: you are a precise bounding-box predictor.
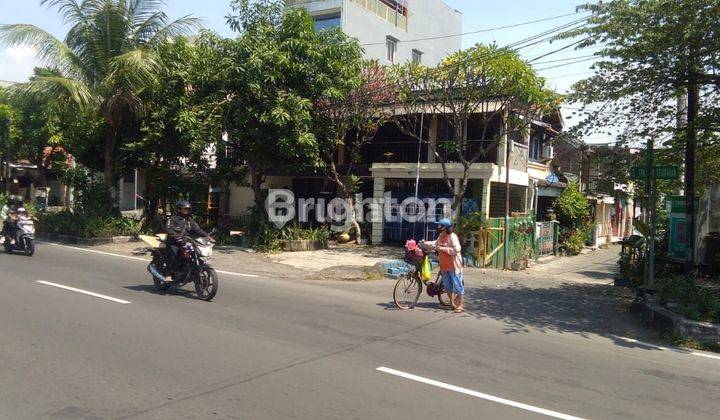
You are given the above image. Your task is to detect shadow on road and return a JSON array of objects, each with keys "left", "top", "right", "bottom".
[
  {"left": 455, "top": 282, "right": 642, "bottom": 339},
  {"left": 124, "top": 284, "right": 196, "bottom": 299}
]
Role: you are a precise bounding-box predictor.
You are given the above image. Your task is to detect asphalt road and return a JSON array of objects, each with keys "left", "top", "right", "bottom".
[{"left": 1, "top": 242, "right": 719, "bottom": 420}]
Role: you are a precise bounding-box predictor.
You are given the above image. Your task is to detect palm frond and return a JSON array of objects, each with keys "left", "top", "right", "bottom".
[
  {"left": 8, "top": 76, "right": 101, "bottom": 109},
  {"left": 0, "top": 24, "right": 85, "bottom": 80},
  {"left": 144, "top": 15, "right": 202, "bottom": 46},
  {"left": 40, "top": 0, "right": 102, "bottom": 25},
  {"left": 128, "top": 0, "right": 167, "bottom": 26},
  {"left": 105, "top": 48, "right": 159, "bottom": 92}
]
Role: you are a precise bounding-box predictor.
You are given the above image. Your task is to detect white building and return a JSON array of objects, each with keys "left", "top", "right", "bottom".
[{"left": 286, "top": 0, "right": 462, "bottom": 66}]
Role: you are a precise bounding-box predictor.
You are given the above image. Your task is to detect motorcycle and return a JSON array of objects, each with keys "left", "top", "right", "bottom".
[
  {"left": 3, "top": 216, "right": 36, "bottom": 257},
  {"left": 141, "top": 231, "right": 219, "bottom": 301}
]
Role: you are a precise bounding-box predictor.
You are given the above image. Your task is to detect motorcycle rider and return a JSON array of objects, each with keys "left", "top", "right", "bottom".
[
  {"left": 1, "top": 197, "right": 21, "bottom": 242},
  {"left": 163, "top": 200, "right": 209, "bottom": 283}
]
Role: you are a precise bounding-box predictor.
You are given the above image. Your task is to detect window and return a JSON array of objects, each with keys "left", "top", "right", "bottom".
[
  {"left": 386, "top": 37, "right": 397, "bottom": 63},
  {"left": 412, "top": 49, "right": 422, "bottom": 64},
  {"left": 529, "top": 132, "right": 543, "bottom": 161},
  {"left": 313, "top": 14, "right": 341, "bottom": 31}
]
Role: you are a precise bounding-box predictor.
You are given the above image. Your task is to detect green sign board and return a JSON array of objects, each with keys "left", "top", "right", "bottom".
[
  {"left": 668, "top": 214, "right": 687, "bottom": 262},
  {"left": 631, "top": 165, "right": 679, "bottom": 180}
]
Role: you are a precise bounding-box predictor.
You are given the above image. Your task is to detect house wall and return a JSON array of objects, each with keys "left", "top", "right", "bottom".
[
  {"left": 226, "top": 176, "right": 295, "bottom": 216},
  {"left": 293, "top": 0, "right": 462, "bottom": 66}
]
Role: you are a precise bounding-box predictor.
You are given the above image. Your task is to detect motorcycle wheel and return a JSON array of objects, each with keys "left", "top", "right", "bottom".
[
  {"left": 23, "top": 238, "right": 34, "bottom": 257},
  {"left": 194, "top": 267, "right": 218, "bottom": 301},
  {"left": 150, "top": 257, "right": 171, "bottom": 292}
]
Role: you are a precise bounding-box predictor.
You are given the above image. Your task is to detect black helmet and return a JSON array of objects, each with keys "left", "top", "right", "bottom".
[{"left": 175, "top": 200, "right": 191, "bottom": 213}]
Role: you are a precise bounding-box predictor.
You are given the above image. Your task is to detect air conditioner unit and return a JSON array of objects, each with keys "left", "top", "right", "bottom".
[{"left": 541, "top": 145, "right": 554, "bottom": 159}]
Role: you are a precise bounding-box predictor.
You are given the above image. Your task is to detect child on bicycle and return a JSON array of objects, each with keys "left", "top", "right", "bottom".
[{"left": 422, "top": 218, "right": 464, "bottom": 313}]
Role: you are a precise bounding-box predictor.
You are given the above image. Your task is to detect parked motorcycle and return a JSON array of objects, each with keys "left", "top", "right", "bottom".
[
  {"left": 3, "top": 215, "right": 35, "bottom": 257},
  {"left": 141, "top": 231, "right": 219, "bottom": 301}
]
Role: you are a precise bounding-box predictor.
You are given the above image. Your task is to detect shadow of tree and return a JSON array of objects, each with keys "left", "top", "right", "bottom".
[{"left": 460, "top": 282, "right": 642, "bottom": 338}]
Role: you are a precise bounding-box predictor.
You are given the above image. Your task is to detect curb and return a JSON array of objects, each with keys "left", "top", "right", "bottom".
[
  {"left": 631, "top": 298, "right": 720, "bottom": 345},
  {"left": 36, "top": 232, "right": 138, "bottom": 246}
]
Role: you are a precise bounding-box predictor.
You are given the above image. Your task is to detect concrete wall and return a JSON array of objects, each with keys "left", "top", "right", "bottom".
[
  {"left": 295, "top": 0, "right": 462, "bottom": 66},
  {"left": 226, "top": 176, "right": 295, "bottom": 216}
]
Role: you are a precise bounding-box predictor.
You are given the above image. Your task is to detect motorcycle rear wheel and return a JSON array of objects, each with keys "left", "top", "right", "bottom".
[
  {"left": 150, "top": 257, "right": 171, "bottom": 292},
  {"left": 194, "top": 267, "right": 218, "bottom": 301}
]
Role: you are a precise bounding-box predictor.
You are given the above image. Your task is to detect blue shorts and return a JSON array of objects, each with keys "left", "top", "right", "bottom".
[{"left": 441, "top": 271, "right": 464, "bottom": 295}]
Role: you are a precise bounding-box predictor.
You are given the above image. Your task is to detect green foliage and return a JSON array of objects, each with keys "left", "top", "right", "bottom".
[
  {"left": 37, "top": 211, "right": 145, "bottom": 238},
  {"left": 193, "top": 2, "right": 362, "bottom": 207},
  {"left": 241, "top": 208, "right": 331, "bottom": 252},
  {"left": 553, "top": 182, "right": 590, "bottom": 229},
  {"left": 657, "top": 275, "right": 720, "bottom": 323},
  {"left": 559, "top": 228, "right": 586, "bottom": 256},
  {"left": 0, "top": 0, "right": 202, "bottom": 205},
  {"left": 455, "top": 211, "right": 487, "bottom": 242},
  {"left": 561, "top": 0, "right": 720, "bottom": 187}
]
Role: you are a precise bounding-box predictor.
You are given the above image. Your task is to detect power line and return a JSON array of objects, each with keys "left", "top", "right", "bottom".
[
  {"left": 358, "top": 11, "right": 590, "bottom": 46},
  {"left": 527, "top": 36, "right": 594, "bottom": 63},
  {"left": 535, "top": 56, "right": 599, "bottom": 71},
  {"left": 532, "top": 54, "right": 597, "bottom": 65}
]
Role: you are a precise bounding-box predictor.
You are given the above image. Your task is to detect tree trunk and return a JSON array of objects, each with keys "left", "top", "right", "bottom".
[
  {"left": 250, "top": 165, "right": 264, "bottom": 210},
  {"left": 104, "top": 129, "right": 119, "bottom": 215}
]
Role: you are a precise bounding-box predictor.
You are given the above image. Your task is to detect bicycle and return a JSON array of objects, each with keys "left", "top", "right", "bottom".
[{"left": 393, "top": 246, "right": 452, "bottom": 310}]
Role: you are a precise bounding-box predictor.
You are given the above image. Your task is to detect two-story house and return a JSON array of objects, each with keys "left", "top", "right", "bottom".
[{"left": 285, "top": 0, "right": 462, "bottom": 66}]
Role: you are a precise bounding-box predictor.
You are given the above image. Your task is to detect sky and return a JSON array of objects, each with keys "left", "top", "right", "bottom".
[{"left": 0, "top": 0, "right": 607, "bottom": 141}]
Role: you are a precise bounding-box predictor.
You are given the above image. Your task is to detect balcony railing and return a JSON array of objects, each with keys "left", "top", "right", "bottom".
[{"left": 350, "top": 0, "right": 408, "bottom": 30}]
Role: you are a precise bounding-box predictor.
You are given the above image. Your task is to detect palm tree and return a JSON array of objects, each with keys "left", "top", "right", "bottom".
[{"left": 0, "top": 0, "right": 200, "bottom": 210}]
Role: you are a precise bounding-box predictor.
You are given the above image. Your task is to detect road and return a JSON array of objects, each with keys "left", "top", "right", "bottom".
[{"left": 1, "top": 243, "right": 719, "bottom": 419}]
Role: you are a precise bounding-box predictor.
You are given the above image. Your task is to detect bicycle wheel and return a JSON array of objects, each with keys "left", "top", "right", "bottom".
[
  {"left": 393, "top": 272, "right": 422, "bottom": 309},
  {"left": 435, "top": 274, "right": 452, "bottom": 308}
]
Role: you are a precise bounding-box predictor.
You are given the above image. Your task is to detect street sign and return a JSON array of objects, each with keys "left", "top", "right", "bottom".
[{"left": 630, "top": 165, "right": 679, "bottom": 180}]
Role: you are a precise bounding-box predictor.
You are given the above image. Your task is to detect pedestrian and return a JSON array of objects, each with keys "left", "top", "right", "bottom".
[{"left": 423, "top": 218, "right": 464, "bottom": 313}]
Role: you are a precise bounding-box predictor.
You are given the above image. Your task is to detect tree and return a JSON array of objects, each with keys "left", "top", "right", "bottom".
[
  {"left": 392, "top": 44, "right": 560, "bottom": 211},
  {"left": 129, "top": 37, "right": 218, "bottom": 217},
  {"left": 560, "top": 0, "right": 720, "bottom": 273},
  {"left": 553, "top": 181, "right": 589, "bottom": 230},
  {"left": 0, "top": 0, "right": 200, "bottom": 211},
  {"left": 315, "top": 60, "right": 395, "bottom": 243},
  {"left": 198, "top": 0, "right": 363, "bottom": 209}
]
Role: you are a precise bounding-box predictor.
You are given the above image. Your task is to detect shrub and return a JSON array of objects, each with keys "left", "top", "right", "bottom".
[
  {"left": 553, "top": 182, "right": 590, "bottom": 229},
  {"left": 559, "top": 228, "right": 586, "bottom": 256},
  {"left": 37, "top": 210, "right": 145, "bottom": 238},
  {"left": 656, "top": 276, "right": 720, "bottom": 323}
]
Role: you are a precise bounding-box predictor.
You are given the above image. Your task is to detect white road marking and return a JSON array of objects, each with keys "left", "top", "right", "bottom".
[
  {"left": 41, "top": 242, "right": 259, "bottom": 278},
  {"left": 36, "top": 281, "right": 131, "bottom": 304},
  {"left": 612, "top": 336, "right": 720, "bottom": 361},
  {"left": 215, "top": 269, "right": 259, "bottom": 278},
  {"left": 376, "top": 367, "right": 586, "bottom": 420}
]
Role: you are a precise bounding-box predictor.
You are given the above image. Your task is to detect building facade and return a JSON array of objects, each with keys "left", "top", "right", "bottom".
[{"left": 286, "top": 0, "right": 462, "bottom": 66}]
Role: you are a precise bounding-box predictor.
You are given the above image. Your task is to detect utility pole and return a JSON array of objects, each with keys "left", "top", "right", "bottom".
[
  {"left": 684, "top": 72, "right": 699, "bottom": 278},
  {"left": 675, "top": 90, "right": 687, "bottom": 196},
  {"left": 1, "top": 116, "right": 9, "bottom": 196},
  {"left": 503, "top": 119, "right": 511, "bottom": 270},
  {"left": 645, "top": 137, "right": 656, "bottom": 289}
]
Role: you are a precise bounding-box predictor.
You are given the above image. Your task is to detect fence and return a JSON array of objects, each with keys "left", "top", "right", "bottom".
[
  {"left": 467, "top": 214, "right": 537, "bottom": 270},
  {"left": 535, "top": 221, "right": 559, "bottom": 257}
]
